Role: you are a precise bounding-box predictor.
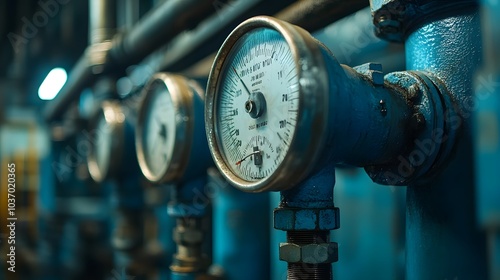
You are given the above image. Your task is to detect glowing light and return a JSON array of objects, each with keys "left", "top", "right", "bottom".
[{"left": 38, "top": 68, "right": 67, "bottom": 100}]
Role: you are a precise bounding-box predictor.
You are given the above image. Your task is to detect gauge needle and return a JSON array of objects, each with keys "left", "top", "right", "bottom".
[
  {"left": 232, "top": 67, "right": 252, "bottom": 96},
  {"left": 236, "top": 150, "right": 262, "bottom": 166},
  {"left": 159, "top": 123, "right": 167, "bottom": 142}
]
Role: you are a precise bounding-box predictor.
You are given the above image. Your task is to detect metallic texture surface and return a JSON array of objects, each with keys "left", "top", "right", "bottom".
[
  {"left": 277, "top": 164, "right": 337, "bottom": 279},
  {"left": 370, "top": 0, "right": 478, "bottom": 42},
  {"left": 405, "top": 9, "right": 488, "bottom": 279},
  {"left": 89, "top": 0, "right": 117, "bottom": 44},
  {"left": 44, "top": 0, "right": 297, "bottom": 122},
  {"left": 156, "top": 0, "right": 296, "bottom": 73}
]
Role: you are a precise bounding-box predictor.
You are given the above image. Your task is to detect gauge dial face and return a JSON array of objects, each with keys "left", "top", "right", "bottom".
[
  {"left": 215, "top": 28, "right": 299, "bottom": 183},
  {"left": 139, "top": 81, "right": 177, "bottom": 181},
  {"left": 89, "top": 102, "right": 124, "bottom": 182}
]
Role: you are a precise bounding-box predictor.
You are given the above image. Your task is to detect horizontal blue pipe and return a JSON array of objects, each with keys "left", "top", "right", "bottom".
[{"left": 318, "top": 48, "right": 413, "bottom": 167}]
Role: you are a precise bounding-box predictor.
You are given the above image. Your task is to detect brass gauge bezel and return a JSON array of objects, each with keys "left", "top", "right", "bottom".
[
  {"left": 136, "top": 73, "right": 195, "bottom": 184},
  {"left": 88, "top": 100, "right": 125, "bottom": 183},
  {"left": 205, "top": 16, "right": 329, "bottom": 192}
]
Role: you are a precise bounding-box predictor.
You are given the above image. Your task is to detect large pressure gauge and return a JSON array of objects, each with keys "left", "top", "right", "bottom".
[
  {"left": 88, "top": 101, "right": 125, "bottom": 182},
  {"left": 205, "top": 16, "right": 329, "bottom": 193},
  {"left": 136, "top": 73, "right": 210, "bottom": 184}
]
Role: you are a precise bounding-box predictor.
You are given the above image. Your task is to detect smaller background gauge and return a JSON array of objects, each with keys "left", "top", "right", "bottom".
[
  {"left": 88, "top": 101, "right": 125, "bottom": 183},
  {"left": 136, "top": 73, "right": 211, "bottom": 184}
]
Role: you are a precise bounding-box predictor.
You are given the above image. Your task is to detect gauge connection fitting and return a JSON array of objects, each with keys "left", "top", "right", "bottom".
[
  {"left": 205, "top": 16, "right": 455, "bottom": 280},
  {"left": 136, "top": 73, "right": 213, "bottom": 278},
  {"left": 87, "top": 99, "right": 147, "bottom": 274}
]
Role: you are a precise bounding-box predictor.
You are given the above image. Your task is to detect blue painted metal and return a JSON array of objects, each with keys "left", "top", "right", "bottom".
[
  {"left": 167, "top": 177, "right": 208, "bottom": 218},
  {"left": 209, "top": 169, "right": 271, "bottom": 280},
  {"left": 38, "top": 136, "right": 115, "bottom": 280},
  {"left": 332, "top": 168, "right": 405, "bottom": 280},
  {"left": 313, "top": 7, "right": 405, "bottom": 72},
  {"left": 318, "top": 48, "right": 413, "bottom": 168},
  {"left": 370, "top": 0, "right": 478, "bottom": 42},
  {"left": 179, "top": 78, "right": 213, "bottom": 184},
  {"left": 275, "top": 163, "right": 337, "bottom": 278},
  {"left": 162, "top": 78, "right": 214, "bottom": 279},
  {"left": 405, "top": 9, "right": 488, "bottom": 280}
]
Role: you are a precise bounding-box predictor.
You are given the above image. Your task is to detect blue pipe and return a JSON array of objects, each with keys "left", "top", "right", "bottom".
[
  {"left": 489, "top": 232, "right": 500, "bottom": 280},
  {"left": 405, "top": 10, "right": 488, "bottom": 279},
  {"left": 209, "top": 169, "right": 271, "bottom": 280}
]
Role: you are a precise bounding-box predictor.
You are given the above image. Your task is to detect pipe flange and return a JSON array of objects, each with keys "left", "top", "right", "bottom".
[
  {"left": 370, "top": 0, "right": 478, "bottom": 42},
  {"left": 365, "top": 71, "right": 449, "bottom": 185}
]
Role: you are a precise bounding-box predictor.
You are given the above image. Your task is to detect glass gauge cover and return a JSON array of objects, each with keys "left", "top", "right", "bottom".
[
  {"left": 136, "top": 73, "right": 196, "bottom": 183},
  {"left": 205, "top": 16, "right": 329, "bottom": 192}
]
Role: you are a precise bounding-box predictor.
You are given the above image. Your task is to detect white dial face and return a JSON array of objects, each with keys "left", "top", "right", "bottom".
[
  {"left": 140, "top": 82, "right": 176, "bottom": 180},
  {"left": 95, "top": 115, "right": 112, "bottom": 175},
  {"left": 215, "top": 28, "right": 299, "bottom": 182}
]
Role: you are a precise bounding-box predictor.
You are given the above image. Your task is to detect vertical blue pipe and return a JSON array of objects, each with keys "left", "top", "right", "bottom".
[
  {"left": 405, "top": 10, "right": 488, "bottom": 279},
  {"left": 211, "top": 170, "right": 271, "bottom": 280},
  {"left": 270, "top": 191, "right": 287, "bottom": 280}
]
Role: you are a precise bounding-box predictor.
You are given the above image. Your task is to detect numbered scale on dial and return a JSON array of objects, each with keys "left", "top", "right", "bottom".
[
  {"left": 136, "top": 73, "right": 209, "bottom": 184},
  {"left": 205, "top": 16, "right": 330, "bottom": 192}
]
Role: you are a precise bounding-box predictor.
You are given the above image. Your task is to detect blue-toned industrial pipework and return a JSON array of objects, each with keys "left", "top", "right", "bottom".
[
  {"left": 208, "top": 168, "right": 271, "bottom": 280},
  {"left": 107, "top": 107, "right": 149, "bottom": 279},
  {"left": 404, "top": 8, "right": 488, "bottom": 280},
  {"left": 271, "top": 2, "right": 492, "bottom": 277}
]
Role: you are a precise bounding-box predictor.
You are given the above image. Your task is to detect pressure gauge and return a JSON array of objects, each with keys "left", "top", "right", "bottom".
[
  {"left": 136, "top": 73, "right": 209, "bottom": 184},
  {"left": 205, "top": 16, "right": 330, "bottom": 193},
  {"left": 88, "top": 101, "right": 125, "bottom": 183}
]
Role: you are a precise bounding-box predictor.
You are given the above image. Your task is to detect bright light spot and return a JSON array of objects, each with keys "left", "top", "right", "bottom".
[{"left": 38, "top": 68, "right": 67, "bottom": 100}]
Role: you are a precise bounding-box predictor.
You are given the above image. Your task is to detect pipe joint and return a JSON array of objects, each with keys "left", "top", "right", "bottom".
[{"left": 365, "top": 70, "right": 456, "bottom": 185}]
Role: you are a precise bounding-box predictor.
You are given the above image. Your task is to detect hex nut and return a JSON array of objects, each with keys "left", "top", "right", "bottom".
[
  {"left": 279, "top": 243, "right": 301, "bottom": 263},
  {"left": 301, "top": 243, "right": 338, "bottom": 264},
  {"left": 274, "top": 207, "right": 339, "bottom": 231},
  {"left": 353, "top": 63, "right": 384, "bottom": 86},
  {"left": 279, "top": 242, "right": 338, "bottom": 264}
]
